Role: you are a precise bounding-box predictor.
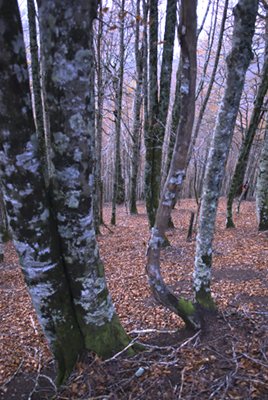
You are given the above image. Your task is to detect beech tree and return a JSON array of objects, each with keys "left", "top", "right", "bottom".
[
  {"left": 0, "top": 0, "right": 132, "bottom": 385},
  {"left": 226, "top": 52, "right": 268, "bottom": 228},
  {"left": 146, "top": 0, "right": 257, "bottom": 327},
  {"left": 193, "top": 0, "right": 258, "bottom": 307},
  {"left": 256, "top": 125, "right": 268, "bottom": 231},
  {"left": 145, "top": 0, "right": 177, "bottom": 227}
]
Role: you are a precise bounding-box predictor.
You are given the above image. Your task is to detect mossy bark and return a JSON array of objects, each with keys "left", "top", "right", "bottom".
[
  {"left": 194, "top": 0, "right": 257, "bottom": 307},
  {"left": 0, "top": 1, "right": 84, "bottom": 385},
  {"left": 38, "top": 0, "right": 133, "bottom": 370},
  {"left": 146, "top": 1, "right": 200, "bottom": 330}
]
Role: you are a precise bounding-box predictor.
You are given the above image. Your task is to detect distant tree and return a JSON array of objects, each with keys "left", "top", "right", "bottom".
[
  {"left": 0, "top": 0, "right": 132, "bottom": 384},
  {"left": 145, "top": 0, "right": 177, "bottom": 227},
  {"left": 130, "top": 0, "right": 143, "bottom": 215},
  {"left": 111, "top": 0, "right": 126, "bottom": 225},
  {"left": 256, "top": 126, "right": 268, "bottom": 231}
]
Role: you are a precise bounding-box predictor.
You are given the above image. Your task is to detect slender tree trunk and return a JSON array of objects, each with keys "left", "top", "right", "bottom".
[
  {"left": 27, "top": 0, "right": 49, "bottom": 185},
  {"left": 0, "top": 1, "right": 84, "bottom": 384},
  {"left": 111, "top": 0, "right": 126, "bottom": 225},
  {"left": 188, "top": 0, "right": 229, "bottom": 165},
  {"left": 130, "top": 0, "right": 143, "bottom": 215},
  {"left": 94, "top": 0, "right": 104, "bottom": 232},
  {"left": 146, "top": 0, "right": 201, "bottom": 329},
  {"left": 145, "top": 0, "right": 176, "bottom": 227},
  {"left": 256, "top": 127, "right": 268, "bottom": 231},
  {"left": 144, "top": 0, "right": 159, "bottom": 227},
  {"left": 194, "top": 0, "right": 258, "bottom": 308},
  {"left": 226, "top": 48, "right": 268, "bottom": 227}
]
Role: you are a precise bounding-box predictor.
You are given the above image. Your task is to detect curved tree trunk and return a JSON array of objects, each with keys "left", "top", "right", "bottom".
[
  {"left": 256, "top": 127, "right": 268, "bottom": 231},
  {"left": 146, "top": 0, "right": 200, "bottom": 329},
  {"left": 194, "top": 0, "right": 258, "bottom": 308}
]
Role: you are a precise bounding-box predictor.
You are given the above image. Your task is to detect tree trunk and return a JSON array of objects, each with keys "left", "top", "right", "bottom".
[
  {"left": 111, "top": 0, "right": 126, "bottom": 225},
  {"left": 256, "top": 127, "right": 268, "bottom": 231},
  {"left": 94, "top": 0, "right": 105, "bottom": 232},
  {"left": 146, "top": 0, "right": 200, "bottom": 329},
  {"left": 130, "top": 0, "right": 143, "bottom": 215},
  {"left": 27, "top": 0, "right": 49, "bottom": 185},
  {"left": 0, "top": 1, "right": 84, "bottom": 384},
  {"left": 188, "top": 0, "right": 229, "bottom": 165},
  {"left": 38, "top": 0, "right": 131, "bottom": 358},
  {"left": 144, "top": 0, "right": 176, "bottom": 227},
  {"left": 226, "top": 39, "right": 268, "bottom": 228},
  {"left": 194, "top": 0, "right": 258, "bottom": 308},
  {"left": 144, "top": 0, "right": 159, "bottom": 227}
]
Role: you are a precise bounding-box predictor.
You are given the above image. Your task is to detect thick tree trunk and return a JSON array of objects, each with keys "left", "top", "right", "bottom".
[
  {"left": 194, "top": 0, "right": 258, "bottom": 308},
  {"left": 0, "top": 1, "right": 84, "bottom": 384},
  {"left": 256, "top": 128, "right": 268, "bottom": 231},
  {"left": 38, "top": 0, "right": 131, "bottom": 357},
  {"left": 130, "top": 0, "right": 143, "bottom": 215},
  {"left": 226, "top": 52, "right": 268, "bottom": 228},
  {"left": 146, "top": 0, "right": 200, "bottom": 329}
]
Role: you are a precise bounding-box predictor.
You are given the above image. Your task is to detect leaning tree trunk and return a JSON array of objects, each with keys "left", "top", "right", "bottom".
[
  {"left": 0, "top": 1, "right": 85, "bottom": 384},
  {"left": 226, "top": 37, "right": 268, "bottom": 228},
  {"left": 256, "top": 127, "right": 268, "bottom": 231},
  {"left": 38, "top": 0, "right": 132, "bottom": 357},
  {"left": 146, "top": 0, "right": 201, "bottom": 329},
  {"left": 130, "top": 0, "right": 143, "bottom": 215},
  {"left": 194, "top": 0, "right": 258, "bottom": 308}
]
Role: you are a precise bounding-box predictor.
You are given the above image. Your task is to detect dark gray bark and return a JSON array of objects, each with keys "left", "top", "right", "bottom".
[
  {"left": 144, "top": 0, "right": 159, "bottom": 227},
  {"left": 38, "top": 0, "right": 131, "bottom": 358},
  {"left": 144, "top": 0, "right": 177, "bottom": 227},
  {"left": 146, "top": 0, "right": 200, "bottom": 329},
  {"left": 94, "top": 0, "right": 105, "bottom": 232},
  {"left": 194, "top": 0, "right": 258, "bottom": 308},
  {"left": 111, "top": 0, "right": 126, "bottom": 225},
  {"left": 256, "top": 128, "right": 268, "bottom": 231},
  {"left": 130, "top": 0, "right": 143, "bottom": 215},
  {"left": 0, "top": 0, "right": 84, "bottom": 384},
  {"left": 226, "top": 48, "right": 268, "bottom": 228}
]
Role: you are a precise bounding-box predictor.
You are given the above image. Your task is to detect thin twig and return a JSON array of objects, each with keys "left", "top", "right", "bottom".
[
  {"left": 103, "top": 338, "right": 138, "bottom": 363},
  {"left": 0, "top": 358, "right": 24, "bottom": 388}
]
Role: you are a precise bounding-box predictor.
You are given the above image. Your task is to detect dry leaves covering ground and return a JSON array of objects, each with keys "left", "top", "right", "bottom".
[{"left": 0, "top": 199, "right": 267, "bottom": 399}]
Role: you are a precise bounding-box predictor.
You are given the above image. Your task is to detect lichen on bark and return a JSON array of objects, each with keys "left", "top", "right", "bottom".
[{"left": 194, "top": 0, "right": 258, "bottom": 308}]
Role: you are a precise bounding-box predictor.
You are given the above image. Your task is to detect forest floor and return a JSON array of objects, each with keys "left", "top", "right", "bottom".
[{"left": 0, "top": 199, "right": 267, "bottom": 400}]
